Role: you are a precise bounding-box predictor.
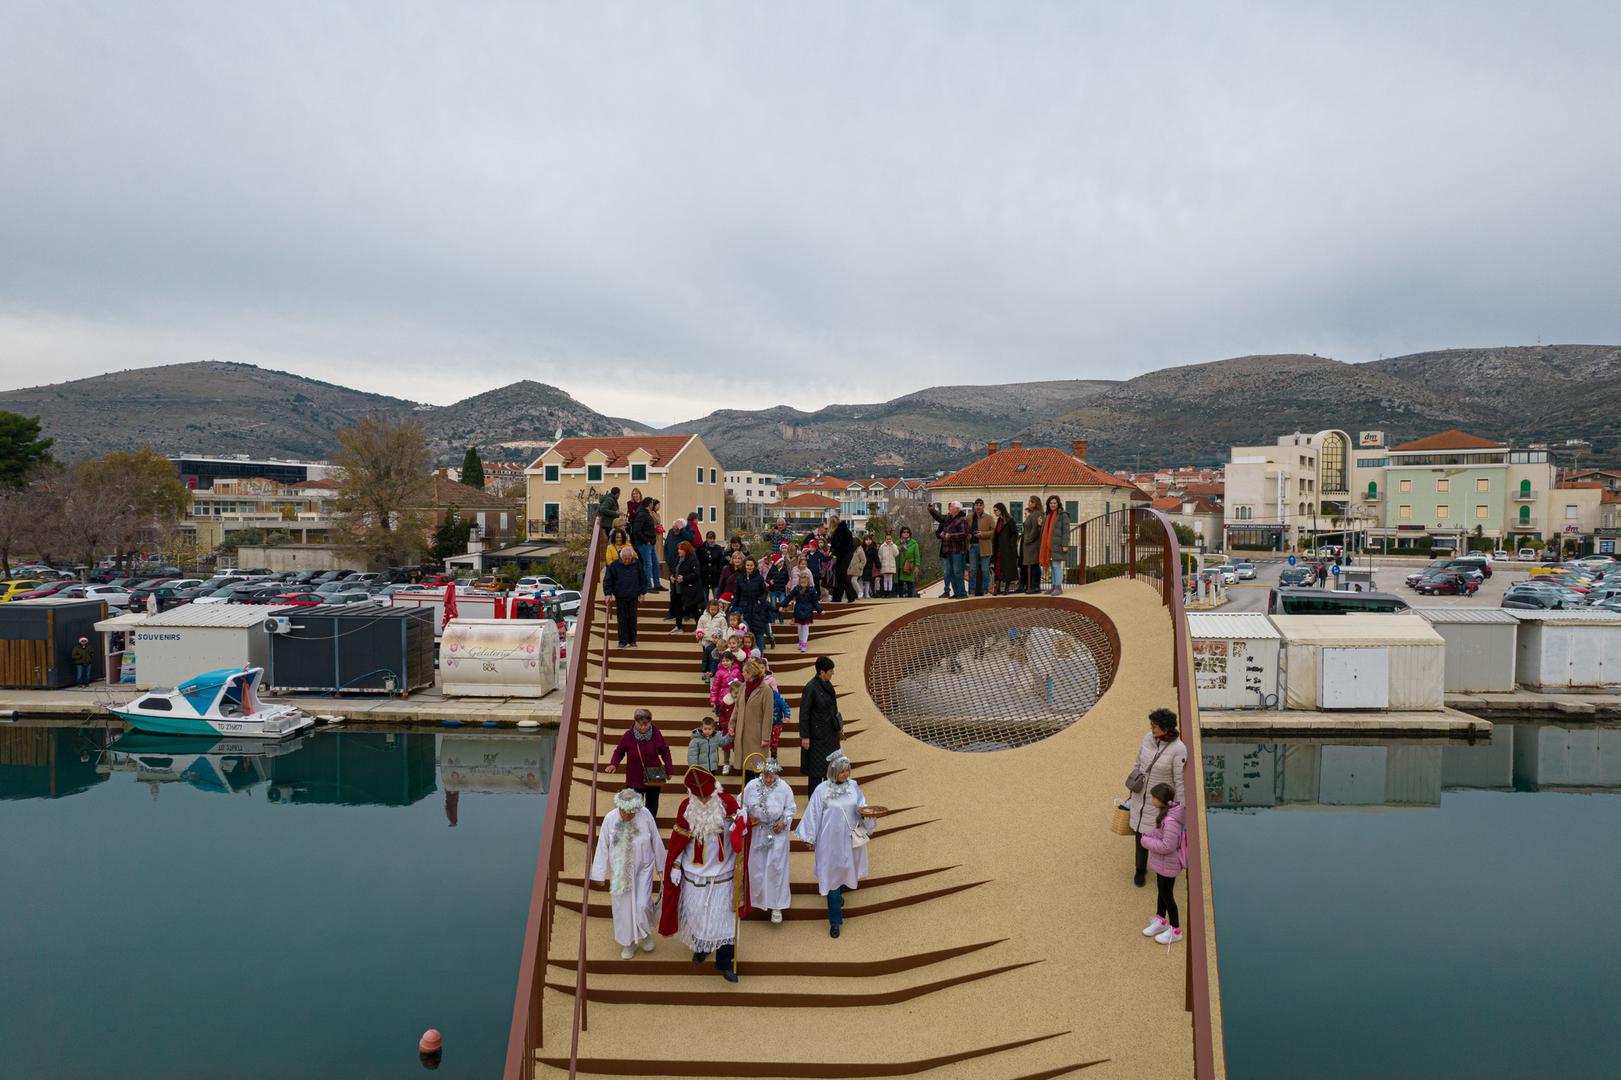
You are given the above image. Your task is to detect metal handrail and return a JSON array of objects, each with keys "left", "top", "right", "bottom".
[
  {"left": 503, "top": 518, "right": 606, "bottom": 1080},
  {"left": 1142, "top": 507, "right": 1219, "bottom": 1080},
  {"left": 567, "top": 574, "right": 613, "bottom": 1075}
]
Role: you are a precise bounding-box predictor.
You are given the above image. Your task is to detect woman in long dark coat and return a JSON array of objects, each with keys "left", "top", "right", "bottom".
[
  {"left": 732, "top": 556, "right": 773, "bottom": 643},
  {"left": 991, "top": 503, "right": 1020, "bottom": 594},
  {"left": 670, "top": 541, "right": 705, "bottom": 632}
]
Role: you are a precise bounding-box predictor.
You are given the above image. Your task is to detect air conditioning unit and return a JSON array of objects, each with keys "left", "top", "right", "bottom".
[{"left": 265, "top": 617, "right": 292, "bottom": 635}]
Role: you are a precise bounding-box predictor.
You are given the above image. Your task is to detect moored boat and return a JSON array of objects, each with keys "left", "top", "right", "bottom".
[{"left": 107, "top": 666, "right": 314, "bottom": 739}]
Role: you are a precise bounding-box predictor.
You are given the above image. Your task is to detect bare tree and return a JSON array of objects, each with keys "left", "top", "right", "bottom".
[{"left": 332, "top": 418, "right": 432, "bottom": 566}]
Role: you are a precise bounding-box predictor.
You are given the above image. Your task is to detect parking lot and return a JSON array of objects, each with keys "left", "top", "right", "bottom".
[{"left": 1213, "top": 555, "right": 1551, "bottom": 614}]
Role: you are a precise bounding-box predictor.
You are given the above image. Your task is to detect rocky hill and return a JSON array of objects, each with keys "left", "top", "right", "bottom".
[
  {"left": 666, "top": 380, "right": 1115, "bottom": 475},
  {"left": 6, "top": 346, "right": 1617, "bottom": 474},
  {"left": 0, "top": 362, "right": 651, "bottom": 465},
  {"left": 0, "top": 361, "right": 418, "bottom": 461},
  {"left": 421, "top": 380, "right": 651, "bottom": 461}
]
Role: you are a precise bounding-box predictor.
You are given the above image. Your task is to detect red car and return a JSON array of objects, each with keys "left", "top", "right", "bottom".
[
  {"left": 1413, "top": 572, "right": 1477, "bottom": 596},
  {"left": 418, "top": 574, "right": 451, "bottom": 587},
  {"left": 13, "top": 581, "right": 78, "bottom": 601},
  {"left": 268, "top": 591, "right": 325, "bottom": 607}
]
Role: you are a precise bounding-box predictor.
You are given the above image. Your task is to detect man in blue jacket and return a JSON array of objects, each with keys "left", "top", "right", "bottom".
[{"left": 604, "top": 546, "right": 645, "bottom": 648}]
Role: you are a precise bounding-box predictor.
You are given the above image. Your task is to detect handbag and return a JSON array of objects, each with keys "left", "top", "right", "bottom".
[
  {"left": 634, "top": 740, "right": 668, "bottom": 785},
  {"left": 902, "top": 559, "right": 916, "bottom": 576},
  {"left": 1125, "top": 741, "right": 1169, "bottom": 794},
  {"left": 1109, "top": 803, "right": 1134, "bottom": 836}
]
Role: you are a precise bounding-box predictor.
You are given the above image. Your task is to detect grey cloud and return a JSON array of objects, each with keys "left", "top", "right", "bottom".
[{"left": 1, "top": 1, "right": 1618, "bottom": 425}]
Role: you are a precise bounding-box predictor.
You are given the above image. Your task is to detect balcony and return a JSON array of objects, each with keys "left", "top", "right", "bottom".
[
  {"left": 1513, "top": 489, "right": 1538, "bottom": 502},
  {"left": 1361, "top": 491, "right": 1381, "bottom": 502},
  {"left": 1509, "top": 516, "right": 1538, "bottom": 531}
]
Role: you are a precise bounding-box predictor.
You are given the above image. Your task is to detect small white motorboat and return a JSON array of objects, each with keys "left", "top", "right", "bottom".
[{"left": 107, "top": 666, "right": 314, "bottom": 740}]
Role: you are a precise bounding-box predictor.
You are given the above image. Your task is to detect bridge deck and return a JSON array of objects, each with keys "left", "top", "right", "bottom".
[{"left": 535, "top": 578, "right": 1223, "bottom": 1078}]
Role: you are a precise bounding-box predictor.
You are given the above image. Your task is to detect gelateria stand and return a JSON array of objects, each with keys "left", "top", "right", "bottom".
[{"left": 439, "top": 618, "right": 560, "bottom": 697}]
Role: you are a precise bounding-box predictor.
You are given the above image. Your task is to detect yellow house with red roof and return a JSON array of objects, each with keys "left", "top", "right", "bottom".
[{"left": 524, "top": 434, "right": 725, "bottom": 540}]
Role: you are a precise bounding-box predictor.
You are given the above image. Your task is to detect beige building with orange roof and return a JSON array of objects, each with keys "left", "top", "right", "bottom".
[
  {"left": 524, "top": 434, "right": 725, "bottom": 540},
  {"left": 928, "top": 440, "right": 1149, "bottom": 563}
]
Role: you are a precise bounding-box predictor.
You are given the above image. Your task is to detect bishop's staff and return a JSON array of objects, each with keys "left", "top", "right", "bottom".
[{"left": 735, "top": 751, "right": 769, "bottom": 976}]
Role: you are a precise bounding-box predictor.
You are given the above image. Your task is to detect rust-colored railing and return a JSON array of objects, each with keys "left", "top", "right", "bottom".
[
  {"left": 504, "top": 518, "right": 606, "bottom": 1080},
  {"left": 1074, "top": 507, "right": 1218, "bottom": 1079}
]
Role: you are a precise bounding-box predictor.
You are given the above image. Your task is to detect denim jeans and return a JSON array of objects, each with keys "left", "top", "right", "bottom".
[
  {"left": 827, "top": 884, "right": 845, "bottom": 926},
  {"left": 968, "top": 551, "right": 991, "bottom": 595},
  {"left": 898, "top": 580, "right": 915, "bottom": 598},
  {"left": 942, "top": 552, "right": 966, "bottom": 597},
  {"left": 635, "top": 543, "right": 659, "bottom": 590},
  {"left": 702, "top": 642, "right": 718, "bottom": 674},
  {"left": 1049, "top": 560, "right": 1066, "bottom": 591},
  {"left": 75, "top": 663, "right": 92, "bottom": 685}
]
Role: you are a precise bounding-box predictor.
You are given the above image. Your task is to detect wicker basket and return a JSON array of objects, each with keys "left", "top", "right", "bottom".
[{"left": 1109, "top": 803, "right": 1134, "bottom": 836}]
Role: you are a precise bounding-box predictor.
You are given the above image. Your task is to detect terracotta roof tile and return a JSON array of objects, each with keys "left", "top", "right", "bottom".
[
  {"left": 1389, "top": 429, "right": 1505, "bottom": 452},
  {"left": 407, "top": 474, "right": 518, "bottom": 510},
  {"left": 929, "top": 446, "right": 1140, "bottom": 492},
  {"left": 775, "top": 493, "right": 839, "bottom": 509},
  {"left": 530, "top": 435, "right": 695, "bottom": 470}
]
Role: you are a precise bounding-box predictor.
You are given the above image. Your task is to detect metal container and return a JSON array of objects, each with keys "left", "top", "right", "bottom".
[
  {"left": 440, "top": 618, "right": 560, "bottom": 698},
  {"left": 1412, "top": 607, "right": 1520, "bottom": 693},
  {"left": 1508, "top": 610, "right": 1621, "bottom": 690},
  {"left": 0, "top": 599, "right": 108, "bottom": 688},
  {"left": 1186, "top": 613, "right": 1281, "bottom": 710},
  {"left": 266, "top": 605, "right": 434, "bottom": 694},
  {"left": 1272, "top": 614, "right": 1446, "bottom": 711}
]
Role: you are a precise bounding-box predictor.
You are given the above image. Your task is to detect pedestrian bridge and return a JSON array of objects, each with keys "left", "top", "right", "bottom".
[{"left": 506, "top": 508, "right": 1224, "bottom": 1079}]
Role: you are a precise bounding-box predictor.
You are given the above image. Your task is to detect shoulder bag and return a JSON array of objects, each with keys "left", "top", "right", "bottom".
[
  {"left": 1125, "top": 740, "right": 1168, "bottom": 794},
  {"left": 634, "top": 738, "right": 668, "bottom": 786}
]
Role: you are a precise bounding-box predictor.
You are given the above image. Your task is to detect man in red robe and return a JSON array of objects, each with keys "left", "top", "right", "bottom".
[{"left": 659, "top": 765, "right": 751, "bottom": 981}]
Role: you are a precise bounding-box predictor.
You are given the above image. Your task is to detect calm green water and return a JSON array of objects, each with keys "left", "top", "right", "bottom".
[
  {"left": 1, "top": 723, "right": 553, "bottom": 1079},
  {"left": 1206, "top": 723, "right": 1621, "bottom": 1080}
]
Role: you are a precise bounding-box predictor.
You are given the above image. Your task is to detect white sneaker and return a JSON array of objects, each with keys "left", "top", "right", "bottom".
[
  {"left": 770, "top": 909, "right": 783, "bottom": 924},
  {"left": 1142, "top": 916, "right": 1168, "bottom": 937},
  {"left": 620, "top": 945, "right": 636, "bottom": 959},
  {"left": 721, "top": 764, "right": 731, "bottom": 775},
  {"left": 640, "top": 935, "right": 656, "bottom": 953},
  {"left": 1155, "top": 926, "right": 1183, "bottom": 945}
]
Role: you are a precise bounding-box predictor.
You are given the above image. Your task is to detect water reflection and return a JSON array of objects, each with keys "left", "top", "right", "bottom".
[
  {"left": 1206, "top": 723, "right": 1621, "bottom": 811},
  {"left": 0, "top": 726, "right": 109, "bottom": 800}
]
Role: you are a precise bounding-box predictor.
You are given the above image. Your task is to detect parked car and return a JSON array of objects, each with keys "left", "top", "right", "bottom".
[
  {"left": 1492, "top": 549, "right": 1511, "bottom": 560},
  {"left": 1279, "top": 566, "right": 1314, "bottom": 586},
  {"left": 13, "top": 581, "right": 78, "bottom": 601},
  {"left": 325, "top": 590, "right": 374, "bottom": 605},
  {"left": 418, "top": 574, "right": 452, "bottom": 587},
  {"left": 1503, "top": 592, "right": 1564, "bottom": 609},
  {"left": 0, "top": 579, "right": 43, "bottom": 602},
  {"left": 1448, "top": 557, "right": 1491, "bottom": 578},
  {"left": 1516, "top": 548, "right": 1538, "bottom": 561},
  {"left": 548, "top": 589, "right": 583, "bottom": 616},
  {"left": 268, "top": 591, "right": 326, "bottom": 607},
  {"left": 1228, "top": 560, "right": 1256, "bottom": 580},
  {"left": 1413, "top": 571, "right": 1477, "bottom": 597}
]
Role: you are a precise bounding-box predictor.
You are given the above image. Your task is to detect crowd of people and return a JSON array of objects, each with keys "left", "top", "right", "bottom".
[
  {"left": 595, "top": 485, "right": 1090, "bottom": 649},
  {"left": 595, "top": 653, "right": 868, "bottom": 980}
]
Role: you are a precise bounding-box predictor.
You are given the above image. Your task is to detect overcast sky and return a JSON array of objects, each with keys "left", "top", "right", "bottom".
[{"left": 2, "top": 2, "right": 1618, "bottom": 426}]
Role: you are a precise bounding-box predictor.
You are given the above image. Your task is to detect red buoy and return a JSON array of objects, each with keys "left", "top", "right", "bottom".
[{"left": 419, "top": 1029, "right": 443, "bottom": 1054}]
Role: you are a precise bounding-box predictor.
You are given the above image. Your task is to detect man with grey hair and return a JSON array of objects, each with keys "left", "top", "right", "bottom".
[
  {"left": 603, "top": 544, "right": 644, "bottom": 648},
  {"left": 928, "top": 500, "right": 971, "bottom": 599}
]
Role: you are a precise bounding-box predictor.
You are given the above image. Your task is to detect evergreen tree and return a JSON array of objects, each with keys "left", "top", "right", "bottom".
[
  {"left": 461, "top": 446, "right": 485, "bottom": 489},
  {"left": 0, "top": 412, "right": 53, "bottom": 489}
]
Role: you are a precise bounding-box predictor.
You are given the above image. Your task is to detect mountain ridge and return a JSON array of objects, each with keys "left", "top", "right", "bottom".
[{"left": 3, "top": 346, "right": 1617, "bottom": 472}]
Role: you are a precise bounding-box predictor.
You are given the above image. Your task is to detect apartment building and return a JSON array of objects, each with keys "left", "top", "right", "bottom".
[
  {"left": 1223, "top": 430, "right": 1351, "bottom": 550},
  {"left": 723, "top": 470, "right": 787, "bottom": 527}
]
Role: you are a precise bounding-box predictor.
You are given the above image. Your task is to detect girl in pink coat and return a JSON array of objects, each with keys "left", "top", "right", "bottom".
[
  {"left": 1139, "top": 783, "right": 1186, "bottom": 945},
  {"left": 709, "top": 650, "right": 744, "bottom": 774}
]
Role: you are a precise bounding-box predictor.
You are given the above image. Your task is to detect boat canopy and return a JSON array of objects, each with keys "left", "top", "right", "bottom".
[{"left": 176, "top": 667, "right": 264, "bottom": 716}]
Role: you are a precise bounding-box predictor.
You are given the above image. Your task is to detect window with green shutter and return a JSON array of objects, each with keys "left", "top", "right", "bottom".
[
  {"left": 543, "top": 464, "right": 559, "bottom": 483},
  {"left": 630, "top": 463, "right": 647, "bottom": 482},
  {"left": 586, "top": 464, "right": 602, "bottom": 483}
]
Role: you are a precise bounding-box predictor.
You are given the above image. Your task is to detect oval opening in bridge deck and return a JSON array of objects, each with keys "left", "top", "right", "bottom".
[{"left": 863, "top": 598, "right": 1121, "bottom": 752}]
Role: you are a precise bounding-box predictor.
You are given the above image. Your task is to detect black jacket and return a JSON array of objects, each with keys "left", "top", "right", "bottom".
[
  {"left": 630, "top": 507, "right": 657, "bottom": 546},
  {"left": 798, "top": 675, "right": 843, "bottom": 778},
  {"left": 732, "top": 570, "right": 771, "bottom": 633},
  {"left": 604, "top": 558, "right": 644, "bottom": 599},
  {"left": 697, "top": 541, "right": 727, "bottom": 585},
  {"left": 672, "top": 553, "right": 704, "bottom": 607},
  {"left": 830, "top": 521, "right": 855, "bottom": 572}
]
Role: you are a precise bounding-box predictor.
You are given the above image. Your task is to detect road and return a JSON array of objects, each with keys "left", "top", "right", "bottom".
[{"left": 1213, "top": 555, "right": 1547, "bottom": 614}]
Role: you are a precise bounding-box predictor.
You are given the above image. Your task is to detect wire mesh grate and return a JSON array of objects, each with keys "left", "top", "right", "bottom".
[{"left": 865, "top": 604, "right": 1117, "bottom": 752}]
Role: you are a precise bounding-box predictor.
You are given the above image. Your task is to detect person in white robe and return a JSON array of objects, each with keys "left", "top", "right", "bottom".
[
  {"left": 743, "top": 761, "right": 798, "bottom": 922},
  {"left": 589, "top": 788, "right": 666, "bottom": 959},
  {"left": 794, "top": 750, "right": 874, "bottom": 938}
]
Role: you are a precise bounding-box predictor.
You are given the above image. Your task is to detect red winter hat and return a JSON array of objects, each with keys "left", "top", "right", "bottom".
[
  {"left": 719, "top": 591, "right": 734, "bottom": 603},
  {"left": 805, "top": 539, "right": 818, "bottom": 550}
]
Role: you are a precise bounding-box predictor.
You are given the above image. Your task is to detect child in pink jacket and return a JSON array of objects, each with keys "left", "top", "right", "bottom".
[
  {"left": 709, "top": 649, "right": 744, "bottom": 773},
  {"left": 1139, "top": 783, "right": 1186, "bottom": 945}
]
